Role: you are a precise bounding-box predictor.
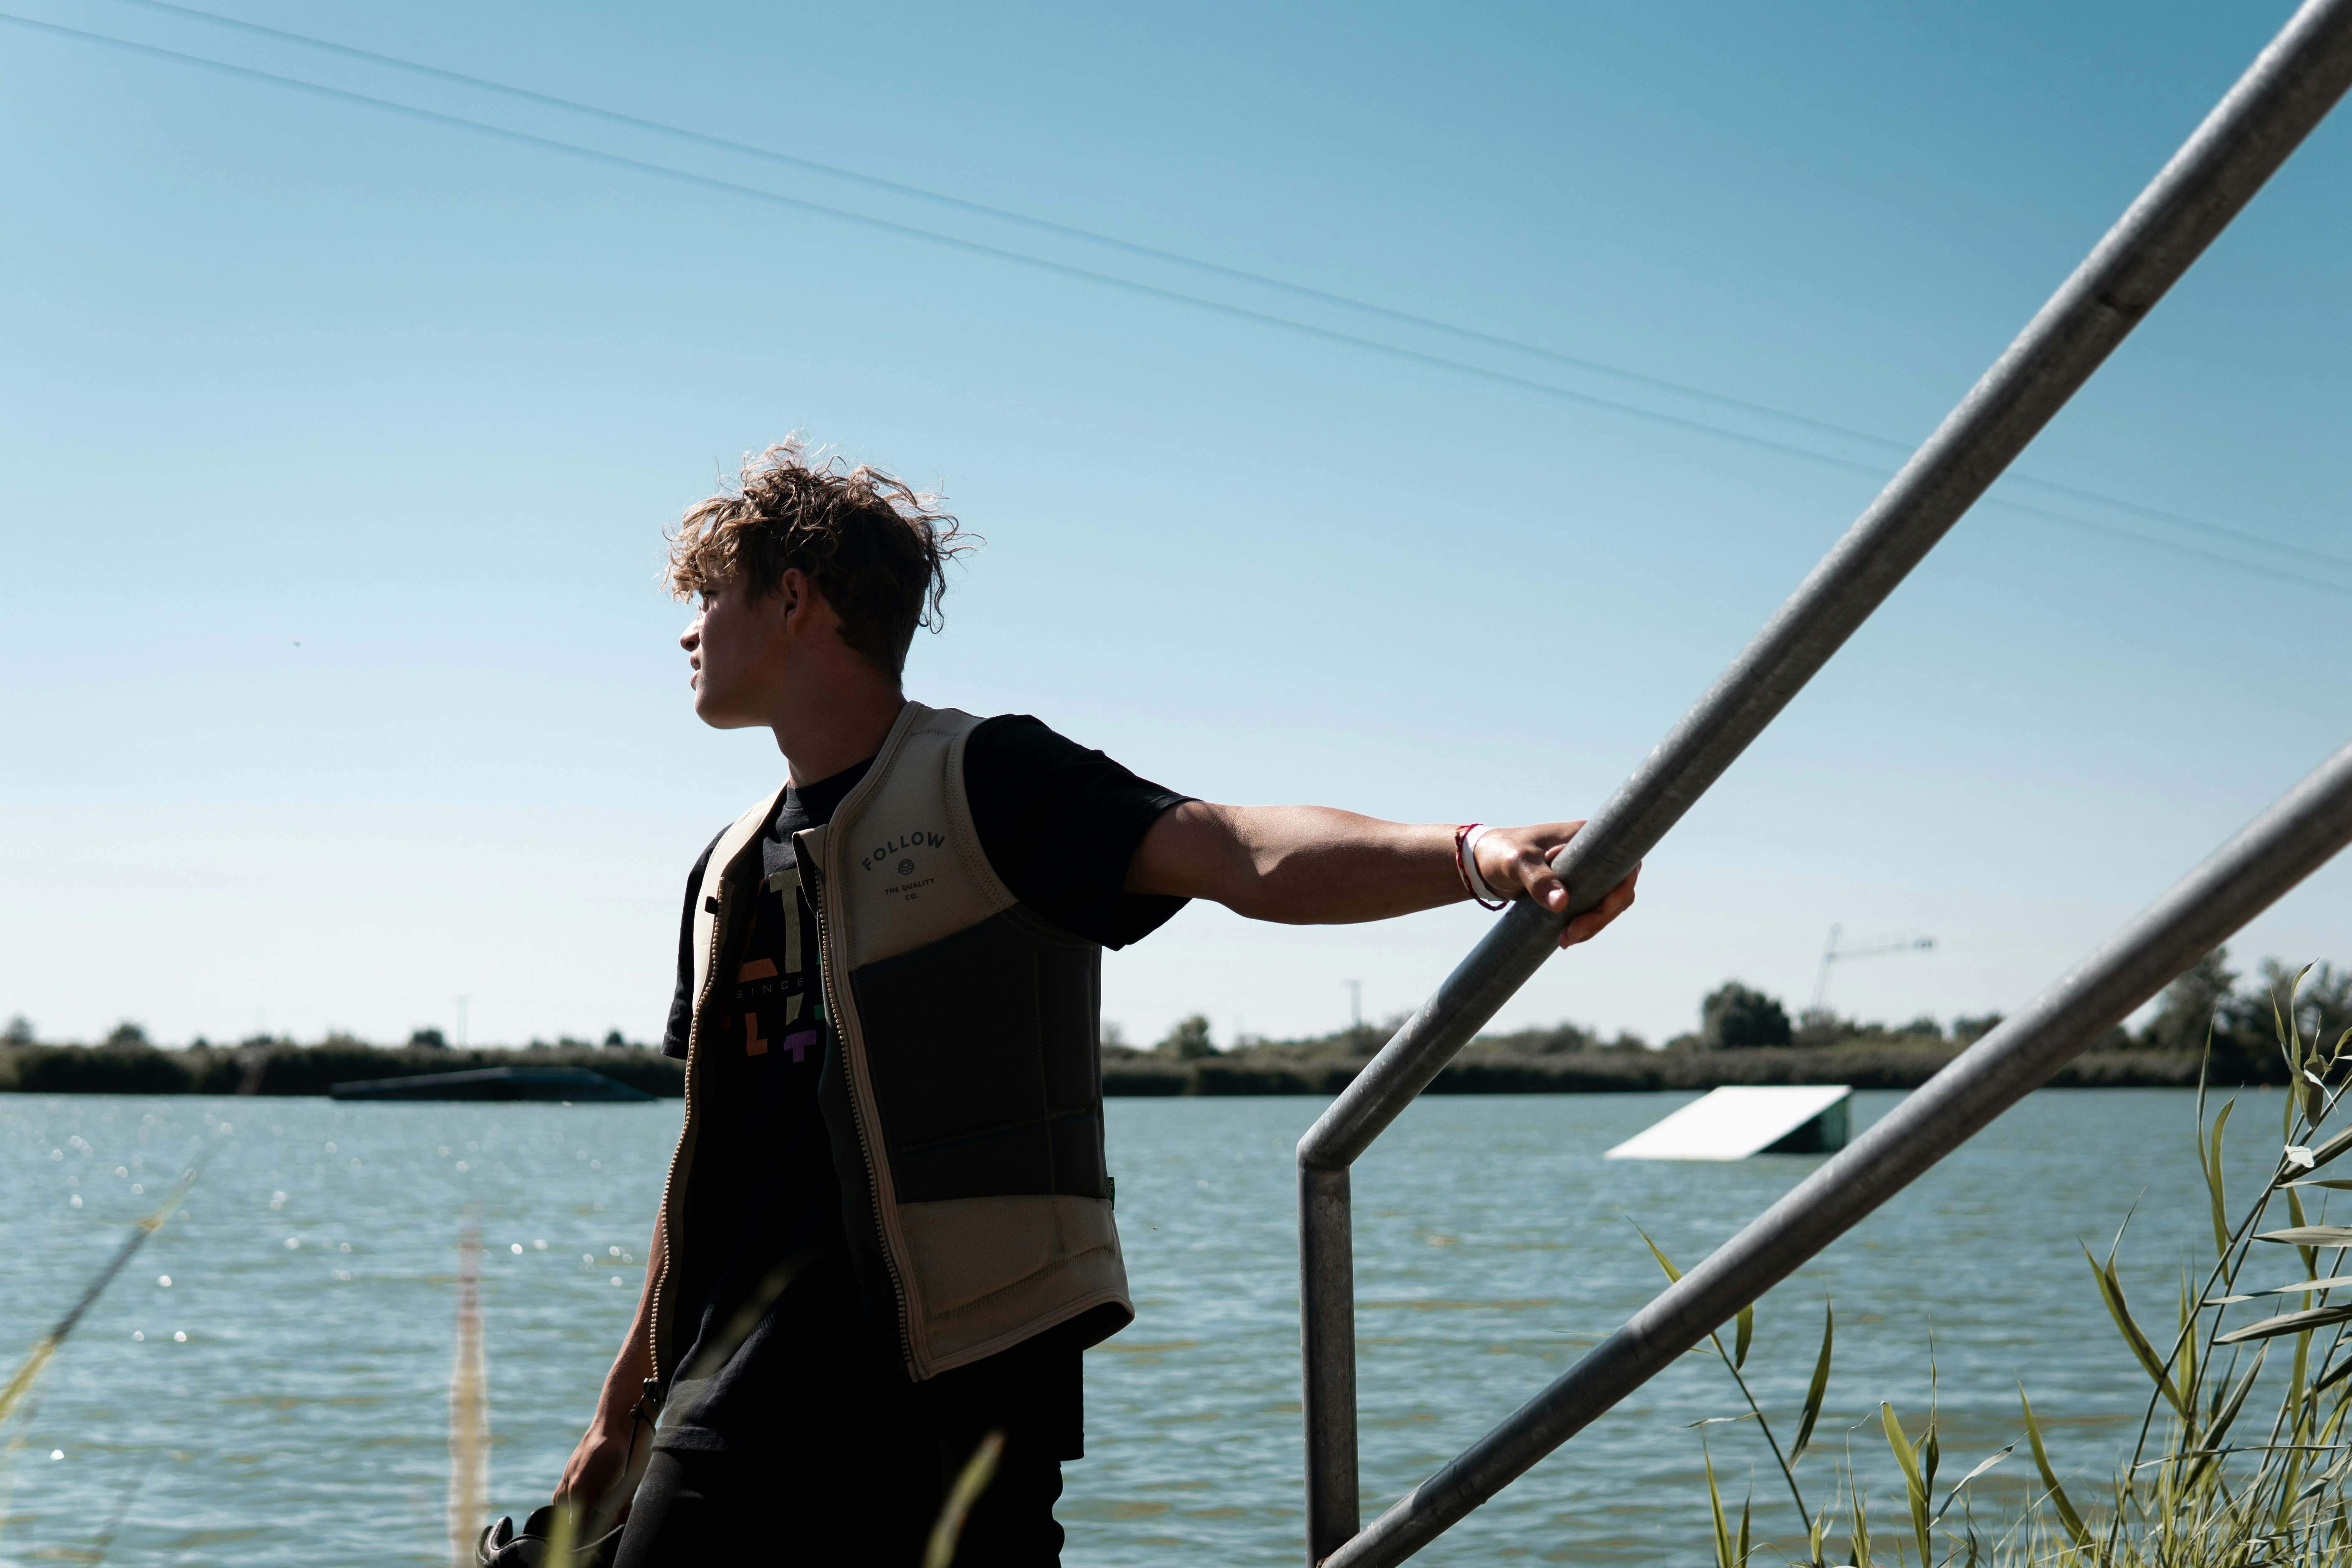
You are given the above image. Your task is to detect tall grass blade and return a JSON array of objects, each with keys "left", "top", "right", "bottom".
[
  {"left": 1930, "top": 1445, "right": 2016, "bottom": 1527},
  {"left": 2279, "top": 1325, "right": 2317, "bottom": 1538},
  {"left": 2215, "top": 1302, "right": 2352, "bottom": 1345},
  {"left": 2181, "top": 1348, "right": 2267, "bottom": 1492},
  {"left": 2287, "top": 1185, "right": 2322, "bottom": 1276},
  {"left": 924, "top": 1428, "right": 1005, "bottom": 1568},
  {"left": 0, "top": 1172, "right": 196, "bottom": 1431},
  {"left": 2204, "top": 1273, "right": 2352, "bottom": 1304},
  {"left": 541, "top": 1501, "right": 577, "bottom": 1568},
  {"left": 1792, "top": 1303, "right": 1834, "bottom": 1464},
  {"left": 2019, "top": 1387, "right": 2090, "bottom": 1548},
  {"left": 1738, "top": 1486, "right": 1752, "bottom": 1568},
  {"left": 0, "top": 1389, "right": 51, "bottom": 1555},
  {"left": 2175, "top": 1273, "right": 2198, "bottom": 1436},
  {"left": 2254, "top": 1226, "right": 2352, "bottom": 1248},
  {"left": 1635, "top": 1223, "right": 1683, "bottom": 1285},
  {"left": 1705, "top": 1443, "right": 1734, "bottom": 1568},
  {"left": 1847, "top": 1468, "right": 1871, "bottom": 1568},
  {"left": 2287, "top": 963, "right": 2324, "bottom": 1126},
  {"left": 2299, "top": 1121, "right": 2352, "bottom": 1176},
  {"left": 84, "top": 1451, "right": 158, "bottom": 1566},
  {"left": 1880, "top": 1404, "right": 1932, "bottom": 1568},
  {"left": 2282, "top": 1007, "right": 2305, "bottom": 1143},
  {"left": 2084, "top": 1246, "right": 2184, "bottom": 1414},
  {"left": 0, "top": 1341, "right": 58, "bottom": 1435},
  {"left": 2206, "top": 1099, "right": 2236, "bottom": 1261},
  {"left": 448, "top": 1226, "right": 489, "bottom": 1568},
  {"left": 674, "top": 1245, "right": 826, "bottom": 1389},
  {"left": 1634, "top": 1224, "right": 1763, "bottom": 1375}
]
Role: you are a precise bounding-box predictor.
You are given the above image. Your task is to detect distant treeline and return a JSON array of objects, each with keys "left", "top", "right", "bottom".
[
  {"left": 4, "top": 946, "right": 2334, "bottom": 1097},
  {"left": 0, "top": 1041, "right": 684, "bottom": 1098},
  {"left": 1103, "top": 945, "right": 2343, "bottom": 1094},
  {"left": 1099, "top": 1043, "right": 2217, "bottom": 1095},
  {"left": 0, "top": 1034, "right": 2231, "bottom": 1100}
]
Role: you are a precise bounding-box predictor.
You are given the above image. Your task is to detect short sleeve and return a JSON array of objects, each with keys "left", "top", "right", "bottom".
[
  {"left": 661, "top": 831, "right": 725, "bottom": 1060},
  {"left": 962, "top": 715, "right": 1194, "bottom": 949}
]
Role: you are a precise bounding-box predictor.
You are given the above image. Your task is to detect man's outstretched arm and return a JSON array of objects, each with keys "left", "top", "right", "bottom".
[{"left": 1124, "top": 804, "right": 1638, "bottom": 948}]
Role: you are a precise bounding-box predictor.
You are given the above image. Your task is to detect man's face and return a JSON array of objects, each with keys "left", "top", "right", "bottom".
[{"left": 680, "top": 575, "right": 789, "bottom": 728}]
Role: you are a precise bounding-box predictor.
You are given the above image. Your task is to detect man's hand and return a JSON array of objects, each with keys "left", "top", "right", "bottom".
[
  {"left": 556, "top": 1414, "right": 637, "bottom": 1516},
  {"left": 1470, "top": 821, "right": 1641, "bottom": 948},
  {"left": 556, "top": 1209, "right": 663, "bottom": 1526}
]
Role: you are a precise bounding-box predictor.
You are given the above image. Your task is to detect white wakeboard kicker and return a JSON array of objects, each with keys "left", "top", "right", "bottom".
[{"left": 1604, "top": 1084, "right": 1853, "bottom": 1161}]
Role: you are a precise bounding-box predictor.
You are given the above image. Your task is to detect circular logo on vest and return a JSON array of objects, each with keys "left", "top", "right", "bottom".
[{"left": 898, "top": 858, "right": 915, "bottom": 875}]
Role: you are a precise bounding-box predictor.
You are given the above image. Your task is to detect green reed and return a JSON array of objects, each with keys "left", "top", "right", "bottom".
[{"left": 1675, "top": 963, "right": 2352, "bottom": 1567}]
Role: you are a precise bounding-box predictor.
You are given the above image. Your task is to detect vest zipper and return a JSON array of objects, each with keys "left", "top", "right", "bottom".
[
  {"left": 802, "top": 844, "right": 916, "bottom": 1375},
  {"left": 648, "top": 879, "right": 728, "bottom": 1382}
]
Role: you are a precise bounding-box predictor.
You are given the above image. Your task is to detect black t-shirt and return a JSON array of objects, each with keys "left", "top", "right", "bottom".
[{"left": 655, "top": 714, "right": 1190, "bottom": 1461}]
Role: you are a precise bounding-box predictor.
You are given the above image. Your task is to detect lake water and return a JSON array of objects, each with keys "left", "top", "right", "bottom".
[{"left": 0, "top": 1087, "right": 2299, "bottom": 1564}]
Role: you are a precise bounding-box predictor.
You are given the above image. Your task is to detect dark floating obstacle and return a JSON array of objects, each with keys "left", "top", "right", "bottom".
[{"left": 328, "top": 1066, "right": 653, "bottom": 1103}]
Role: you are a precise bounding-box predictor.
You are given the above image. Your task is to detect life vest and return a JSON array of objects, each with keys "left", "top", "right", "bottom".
[{"left": 650, "top": 701, "right": 1132, "bottom": 1382}]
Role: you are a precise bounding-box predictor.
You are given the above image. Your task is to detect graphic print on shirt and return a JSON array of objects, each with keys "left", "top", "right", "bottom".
[{"left": 727, "top": 866, "right": 824, "bottom": 1064}]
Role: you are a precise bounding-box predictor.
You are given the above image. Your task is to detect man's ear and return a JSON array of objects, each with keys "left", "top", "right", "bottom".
[{"left": 772, "top": 568, "right": 810, "bottom": 631}]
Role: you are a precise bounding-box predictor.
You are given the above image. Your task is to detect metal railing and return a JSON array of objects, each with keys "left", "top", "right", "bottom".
[{"left": 1296, "top": 3, "right": 2352, "bottom": 1562}]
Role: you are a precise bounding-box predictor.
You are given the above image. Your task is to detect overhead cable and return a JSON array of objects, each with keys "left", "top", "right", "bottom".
[
  {"left": 12, "top": 7, "right": 2349, "bottom": 599},
  {"left": 107, "top": 0, "right": 2352, "bottom": 582}
]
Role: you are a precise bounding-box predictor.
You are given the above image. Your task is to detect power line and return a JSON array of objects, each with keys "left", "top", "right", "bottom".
[
  {"left": 107, "top": 0, "right": 2352, "bottom": 584},
  {"left": 114, "top": 0, "right": 2002, "bottom": 428},
  {"left": 0, "top": 15, "right": 1944, "bottom": 484},
  {"left": 1973, "top": 491, "right": 2352, "bottom": 600},
  {"left": 12, "top": 8, "right": 2349, "bottom": 601}
]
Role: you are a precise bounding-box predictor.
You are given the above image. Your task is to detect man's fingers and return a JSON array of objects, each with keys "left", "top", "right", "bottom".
[
  {"left": 1557, "top": 864, "right": 1641, "bottom": 948},
  {"left": 1558, "top": 889, "right": 1633, "bottom": 947},
  {"left": 1513, "top": 846, "right": 1569, "bottom": 913}
]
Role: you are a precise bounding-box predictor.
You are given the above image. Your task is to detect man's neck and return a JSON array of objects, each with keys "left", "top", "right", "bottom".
[{"left": 774, "top": 687, "right": 907, "bottom": 787}]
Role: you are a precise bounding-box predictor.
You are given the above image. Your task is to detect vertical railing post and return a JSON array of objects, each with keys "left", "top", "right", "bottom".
[{"left": 1300, "top": 1164, "right": 1358, "bottom": 1562}]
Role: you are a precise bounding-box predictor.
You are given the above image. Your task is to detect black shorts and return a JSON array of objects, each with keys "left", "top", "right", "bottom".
[{"left": 611, "top": 1442, "right": 1064, "bottom": 1566}]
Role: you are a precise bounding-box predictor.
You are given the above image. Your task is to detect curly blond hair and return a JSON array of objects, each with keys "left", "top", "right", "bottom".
[{"left": 666, "top": 439, "right": 973, "bottom": 677}]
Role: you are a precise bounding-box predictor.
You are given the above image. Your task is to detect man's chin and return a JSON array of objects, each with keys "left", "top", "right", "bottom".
[{"left": 691, "top": 693, "right": 758, "bottom": 730}]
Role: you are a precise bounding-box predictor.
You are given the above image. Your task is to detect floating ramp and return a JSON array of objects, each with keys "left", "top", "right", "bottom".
[
  {"left": 328, "top": 1066, "right": 652, "bottom": 1103},
  {"left": 1604, "top": 1085, "right": 1852, "bottom": 1161}
]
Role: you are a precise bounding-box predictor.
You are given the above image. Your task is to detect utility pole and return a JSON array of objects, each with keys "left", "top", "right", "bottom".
[
  {"left": 1810, "top": 926, "right": 1840, "bottom": 1012},
  {"left": 1811, "top": 927, "right": 1936, "bottom": 1012},
  {"left": 1345, "top": 980, "right": 1362, "bottom": 1033}
]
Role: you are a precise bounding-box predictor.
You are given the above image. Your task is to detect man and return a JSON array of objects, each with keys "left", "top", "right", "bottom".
[{"left": 556, "top": 442, "right": 1638, "bottom": 1563}]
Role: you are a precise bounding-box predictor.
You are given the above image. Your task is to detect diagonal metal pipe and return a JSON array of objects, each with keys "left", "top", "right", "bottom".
[
  {"left": 1297, "top": 0, "right": 2352, "bottom": 1558},
  {"left": 1330, "top": 737, "right": 2352, "bottom": 1567}
]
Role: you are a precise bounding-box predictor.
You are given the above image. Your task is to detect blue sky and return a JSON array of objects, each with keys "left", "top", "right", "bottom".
[{"left": 3, "top": 0, "right": 2347, "bottom": 1050}]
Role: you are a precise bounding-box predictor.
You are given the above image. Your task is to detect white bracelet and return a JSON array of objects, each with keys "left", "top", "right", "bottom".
[{"left": 1461, "top": 825, "right": 1505, "bottom": 904}]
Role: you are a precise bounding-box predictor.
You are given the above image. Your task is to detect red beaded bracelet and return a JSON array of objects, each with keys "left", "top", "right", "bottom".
[{"left": 1453, "top": 823, "right": 1507, "bottom": 911}]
